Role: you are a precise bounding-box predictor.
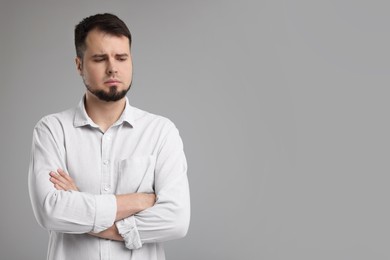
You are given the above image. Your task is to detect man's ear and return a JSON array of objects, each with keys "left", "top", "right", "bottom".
[{"left": 75, "top": 57, "right": 83, "bottom": 75}]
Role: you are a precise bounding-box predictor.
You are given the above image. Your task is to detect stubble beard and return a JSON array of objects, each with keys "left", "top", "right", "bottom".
[{"left": 85, "top": 82, "right": 132, "bottom": 102}]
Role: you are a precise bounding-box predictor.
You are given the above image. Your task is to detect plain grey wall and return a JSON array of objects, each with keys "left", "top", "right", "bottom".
[{"left": 1, "top": 0, "right": 389, "bottom": 259}]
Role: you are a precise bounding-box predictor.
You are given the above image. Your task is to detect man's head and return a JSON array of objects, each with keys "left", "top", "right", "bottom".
[
  {"left": 75, "top": 13, "right": 132, "bottom": 59},
  {"left": 74, "top": 13, "right": 133, "bottom": 102}
]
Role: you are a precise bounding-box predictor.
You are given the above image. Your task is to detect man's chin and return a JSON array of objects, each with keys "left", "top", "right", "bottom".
[
  {"left": 94, "top": 91, "right": 127, "bottom": 102},
  {"left": 86, "top": 84, "right": 131, "bottom": 102}
]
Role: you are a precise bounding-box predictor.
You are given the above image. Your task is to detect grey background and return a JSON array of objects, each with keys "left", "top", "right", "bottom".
[{"left": 1, "top": 0, "right": 389, "bottom": 259}]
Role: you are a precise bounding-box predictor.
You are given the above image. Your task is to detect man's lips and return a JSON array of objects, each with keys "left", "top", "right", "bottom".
[{"left": 104, "top": 79, "right": 121, "bottom": 84}]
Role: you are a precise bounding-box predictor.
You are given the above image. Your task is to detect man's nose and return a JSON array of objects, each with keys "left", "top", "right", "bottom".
[{"left": 106, "top": 60, "right": 117, "bottom": 75}]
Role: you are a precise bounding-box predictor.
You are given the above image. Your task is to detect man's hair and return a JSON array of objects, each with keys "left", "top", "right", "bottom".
[{"left": 74, "top": 13, "right": 132, "bottom": 58}]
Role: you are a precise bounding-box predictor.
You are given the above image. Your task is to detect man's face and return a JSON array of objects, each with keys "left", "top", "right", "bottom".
[{"left": 76, "top": 29, "right": 132, "bottom": 102}]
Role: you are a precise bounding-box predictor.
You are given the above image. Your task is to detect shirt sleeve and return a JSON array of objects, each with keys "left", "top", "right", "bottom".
[
  {"left": 115, "top": 124, "right": 190, "bottom": 249},
  {"left": 28, "top": 120, "right": 117, "bottom": 234}
]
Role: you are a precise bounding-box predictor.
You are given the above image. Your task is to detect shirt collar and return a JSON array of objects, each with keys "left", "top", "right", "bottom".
[{"left": 73, "top": 96, "right": 135, "bottom": 128}]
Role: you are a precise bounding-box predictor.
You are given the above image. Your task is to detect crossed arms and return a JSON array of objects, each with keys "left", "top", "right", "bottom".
[
  {"left": 28, "top": 118, "right": 190, "bottom": 249},
  {"left": 49, "top": 168, "right": 155, "bottom": 241}
]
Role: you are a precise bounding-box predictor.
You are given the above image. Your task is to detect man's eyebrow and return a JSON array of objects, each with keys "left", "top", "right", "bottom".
[
  {"left": 91, "top": 54, "right": 128, "bottom": 58},
  {"left": 91, "top": 54, "right": 108, "bottom": 58},
  {"left": 116, "top": 53, "right": 129, "bottom": 57}
]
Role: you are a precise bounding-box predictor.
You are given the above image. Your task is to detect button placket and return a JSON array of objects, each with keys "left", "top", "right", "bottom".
[{"left": 101, "top": 130, "right": 113, "bottom": 194}]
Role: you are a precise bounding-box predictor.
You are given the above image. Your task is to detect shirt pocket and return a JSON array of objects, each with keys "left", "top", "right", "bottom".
[{"left": 116, "top": 155, "right": 156, "bottom": 194}]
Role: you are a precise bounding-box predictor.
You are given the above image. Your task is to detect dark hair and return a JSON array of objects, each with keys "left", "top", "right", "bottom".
[{"left": 74, "top": 13, "right": 132, "bottom": 58}]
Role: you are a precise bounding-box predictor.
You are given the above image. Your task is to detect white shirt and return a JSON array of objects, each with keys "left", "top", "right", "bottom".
[{"left": 28, "top": 97, "right": 190, "bottom": 260}]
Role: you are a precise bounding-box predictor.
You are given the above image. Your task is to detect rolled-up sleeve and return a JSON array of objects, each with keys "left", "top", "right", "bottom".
[
  {"left": 28, "top": 120, "right": 117, "bottom": 234},
  {"left": 116, "top": 124, "right": 190, "bottom": 249}
]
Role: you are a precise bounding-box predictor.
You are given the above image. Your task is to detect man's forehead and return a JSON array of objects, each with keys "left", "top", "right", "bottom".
[{"left": 84, "top": 30, "right": 130, "bottom": 53}]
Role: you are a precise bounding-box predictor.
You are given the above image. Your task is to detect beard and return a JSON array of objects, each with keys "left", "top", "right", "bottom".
[{"left": 86, "top": 83, "right": 132, "bottom": 102}]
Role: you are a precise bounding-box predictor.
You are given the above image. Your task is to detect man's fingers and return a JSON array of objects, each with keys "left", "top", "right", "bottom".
[
  {"left": 54, "top": 183, "right": 65, "bottom": 191},
  {"left": 57, "top": 168, "right": 74, "bottom": 182},
  {"left": 50, "top": 171, "right": 74, "bottom": 190},
  {"left": 50, "top": 171, "right": 68, "bottom": 184},
  {"left": 50, "top": 177, "right": 66, "bottom": 190},
  {"left": 57, "top": 168, "right": 66, "bottom": 176},
  {"left": 57, "top": 169, "right": 79, "bottom": 191},
  {"left": 49, "top": 173, "right": 61, "bottom": 184},
  {"left": 49, "top": 170, "right": 79, "bottom": 192}
]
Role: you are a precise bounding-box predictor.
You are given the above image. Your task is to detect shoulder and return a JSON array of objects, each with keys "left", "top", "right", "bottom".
[
  {"left": 130, "top": 107, "right": 185, "bottom": 151},
  {"left": 34, "top": 107, "right": 76, "bottom": 132},
  {"left": 132, "top": 106, "right": 177, "bottom": 131}
]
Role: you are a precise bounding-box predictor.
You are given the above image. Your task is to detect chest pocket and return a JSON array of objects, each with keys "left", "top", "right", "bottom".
[{"left": 116, "top": 155, "right": 156, "bottom": 194}]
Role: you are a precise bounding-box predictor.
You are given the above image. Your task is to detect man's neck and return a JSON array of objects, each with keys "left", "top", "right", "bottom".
[{"left": 84, "top": 92, "right": 126, "bottom": 132}]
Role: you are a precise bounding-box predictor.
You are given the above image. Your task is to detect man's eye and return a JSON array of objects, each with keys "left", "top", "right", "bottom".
[
  {"left": 118, "top": 57, "right": 127, "bottom": 61},
  {"left": 94, "top": 59, "right": 104, "bottom": 62}
]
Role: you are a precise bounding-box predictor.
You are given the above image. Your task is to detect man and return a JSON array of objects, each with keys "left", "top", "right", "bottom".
[{"left": 28, "top": 13, "right": 190, "bottom": 260}]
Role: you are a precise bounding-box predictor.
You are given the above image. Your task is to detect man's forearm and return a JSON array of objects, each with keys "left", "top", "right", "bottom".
[
  {"left": 88, "top": 224, "right": 123, "bottom": 241},
  {"left": 115, "top": 193, "right": 156, "bottom": 221}
]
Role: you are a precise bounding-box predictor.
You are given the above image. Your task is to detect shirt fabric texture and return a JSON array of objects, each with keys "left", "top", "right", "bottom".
[{"left": 28, "top": 97, "right": 190, "bottom": 260}]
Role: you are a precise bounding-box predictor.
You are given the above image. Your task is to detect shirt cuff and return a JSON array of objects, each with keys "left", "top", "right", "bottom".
[
  {"left": 115, "top": 216, "right": 142, "bottom": 249},
  {"left": 92, "top": 194, "right": 116, "bottom": 233}
]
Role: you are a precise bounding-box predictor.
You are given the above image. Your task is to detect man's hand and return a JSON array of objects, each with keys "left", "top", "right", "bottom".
[{"left": 49, "top": 169, "right": 79, "bottom": 191}]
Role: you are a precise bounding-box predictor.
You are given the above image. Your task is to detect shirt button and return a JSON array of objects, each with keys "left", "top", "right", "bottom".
[
  {"left": 104, "top": 186, "right": 110, "bottom": 191},
  {"left": 103, "top": 160, "right": 109, "bottom": 165},
  {"left": 106, "top": 136, "right": 111, "bottom": 141}
]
